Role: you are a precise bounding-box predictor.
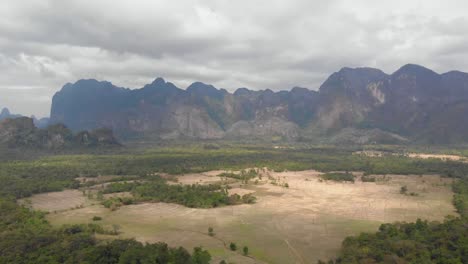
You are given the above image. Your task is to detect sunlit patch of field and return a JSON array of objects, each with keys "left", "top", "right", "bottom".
[
  {"left": 407, "top": 153, "right": 468, "bottom": 162},
  {"left": 19, "top": 190, "right": 90, "bottom": 212},
  {"left": 39, "top": 171, "right": 456, "bottom": 264},
  {"left": 355, "top": 150, "right": 468, "bottom": 162}
]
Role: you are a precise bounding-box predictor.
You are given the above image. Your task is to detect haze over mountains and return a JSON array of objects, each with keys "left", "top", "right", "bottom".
[
  {"left": 47, "top": 64, "right": 468, "bottom": 144},
  {"left": 45, "top": 64, "right": 468, "bottom": 144}
]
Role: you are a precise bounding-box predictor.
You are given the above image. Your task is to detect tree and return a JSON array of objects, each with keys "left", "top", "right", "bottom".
[
  {"left": 208, "top": 227, "right": 214, "bottom": 236},
  {"left": 192, "top": 247, "right": 211, "bottom": 264},
  {"left": 229, "top": 242, "right": 237, "bottom": 251},
  {"left": 243, "top": 246, "right": 249, "bottom": 256}
]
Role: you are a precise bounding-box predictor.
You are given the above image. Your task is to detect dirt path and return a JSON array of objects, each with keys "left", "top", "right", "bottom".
[{"left": 284, "top": 239, "right": 306, "bottom": 264}]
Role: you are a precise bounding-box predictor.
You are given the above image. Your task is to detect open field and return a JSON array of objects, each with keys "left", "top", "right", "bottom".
[
  {"left": 355, "top": 150, "right": 468, "bottom": 162},
  {"left": 34, "top": 170, "right": 457, "bottom": 264},
  {"left": 19, "top": 190, "right": 91, "bottom": 212},
  {"left": 407, "top": 153, "right": 468, "bottom": 162}
]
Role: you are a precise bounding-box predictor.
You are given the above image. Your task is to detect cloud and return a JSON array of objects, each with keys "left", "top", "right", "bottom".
[{"left": 0, "top": 0, "right": 468, "bottom": 116}]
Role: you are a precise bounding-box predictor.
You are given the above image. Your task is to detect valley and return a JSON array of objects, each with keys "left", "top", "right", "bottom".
[
  {"left": 2, "top": 143, "right": 468, "bottom": 263},
  {"left": 4, "top": 2, "right": 468, "bottom": 263},
  {"left": 23, "top": 167, "right": 456, "bottom": 263}
]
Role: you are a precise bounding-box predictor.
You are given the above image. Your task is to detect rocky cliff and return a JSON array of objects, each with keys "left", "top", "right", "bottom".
[
  {"left": 0, "top": 117, "right": 119, "bottom": 149},
  {"left": 49, "top": 64, "right": 468, "bottom": 144}
]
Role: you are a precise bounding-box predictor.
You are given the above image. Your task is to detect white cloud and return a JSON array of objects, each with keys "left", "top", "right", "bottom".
[{"left": 0, "top": 0, "right": 468, "bottom": 116}]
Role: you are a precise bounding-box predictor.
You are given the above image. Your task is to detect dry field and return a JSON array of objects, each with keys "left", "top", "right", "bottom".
[
  {"left": 19, "top": 190, "right": 90, "bottom": 212},
  {"left": 407, "top": 153, "right": 468, "bottom": 162},
  {"left": 355, "top": 150, "right": 468, "bottom": 162},
  {"left": 32, "top": 170, "right": 456, "bottom": 264}
]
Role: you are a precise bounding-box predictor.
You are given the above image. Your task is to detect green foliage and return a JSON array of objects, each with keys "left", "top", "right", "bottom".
[
  {"left": 243, "top": 246, "right": 249, "bottom": 256},
  {"left": 229, "top": 242, "right": 237, "bottom": 251},
  {"left": 102, "top": 196, "right": 134, "bottom": 210},
  {"left": 0, "top": 198, "right": 211, "bottom": 264},
  {"left": 191, "top": 246, "right": 212, "bottom": 264},
  {"left": 453, "top": 179, "right": 468, "bottom": 218},
  {"left": 3, "top": 145, "right": 468, "bottom": 200},
  {"left": 322, "top": 179, "right": 468, "bottom": 264},
  {"left": 3, "top": 144, "right": 468, "bottom": 263},
  {"left": 218, "top": 168, "right": 259, "bottom": 184},
  {"left": 102, "top": 177, "right": 256, "bottom": 208},
  {"left": 92, "top": 216, "right": 102, "bottom": 221},
  {"left": 321, "top": 172, "right": 355, "bottom": 182}
]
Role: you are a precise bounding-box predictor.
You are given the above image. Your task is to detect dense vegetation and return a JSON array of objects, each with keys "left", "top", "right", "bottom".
[
  {"left": 3, "top": 145, "right": 468, "bottom": 200},
  {"left": 2, "top": 144, "right": 468, "bottom": 263},
  {"left": 321, "top": 180, "right": 468, "bottom": 264},
  {"left": 218, "top": 168, "right": 259, "bottom": 183},
  {"left": 0, "top": 198, "right": 211, "bottom": 264},
  {"left": 320, "top": 172, "right": 355, "bottom": 182},
  {"left": 102, "top": 177, "right": 256, "bottom": 208}
]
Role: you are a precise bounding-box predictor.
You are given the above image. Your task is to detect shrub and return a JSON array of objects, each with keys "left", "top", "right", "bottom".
[
  {"left": 321, "top": 172, "right": 355, "bottom": 182},
  {"left": 243, "top": 246, "right": 249, "bottom": 256},
  {"left": 229, "top": 242, "right": 237, "bottom": 251},
  {"left": 400, "top": 185, "right": 408, "bottom": 194}
]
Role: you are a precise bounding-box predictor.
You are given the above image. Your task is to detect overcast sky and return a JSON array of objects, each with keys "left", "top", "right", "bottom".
[{"left": 1, "top": 0, "right": 468, "bottom": 117}]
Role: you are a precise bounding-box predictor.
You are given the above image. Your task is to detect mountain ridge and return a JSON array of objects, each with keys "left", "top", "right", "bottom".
[
  {"left": 49, "top": 64, "right": 468, "bottom": 144},
  {"left": 0, "top": 117, "right": 119, "bottom": 149}
]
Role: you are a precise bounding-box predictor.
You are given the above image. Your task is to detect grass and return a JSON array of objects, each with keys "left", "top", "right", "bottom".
[{"left": 39, "top": 171, "right": 455, "bottom": 264}]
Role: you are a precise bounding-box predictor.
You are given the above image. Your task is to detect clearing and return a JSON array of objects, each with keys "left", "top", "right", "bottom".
[{"left": 32, "top": 170, "right": 455, "bottom": 264}]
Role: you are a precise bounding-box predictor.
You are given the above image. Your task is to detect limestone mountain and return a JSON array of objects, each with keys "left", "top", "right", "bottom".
[
  {"left": 49, "top": 64, "right": 468, "bottom": 144},
  {"left": 0, "top": 108, "right": 21, "bottom": 120},
  {"left": 0, "top": 117, "right": 119, "bottom": 149}
]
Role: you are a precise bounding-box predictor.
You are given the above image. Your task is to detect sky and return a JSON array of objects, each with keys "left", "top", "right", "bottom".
[{"left": 1, "top": 0, "right": 468, "bottom": 117}]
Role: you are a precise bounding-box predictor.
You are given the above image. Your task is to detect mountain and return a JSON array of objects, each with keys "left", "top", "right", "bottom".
[
  {"left": 32, "top": 116, "right": 50, "bottom": 129},
  {"left": 0, "top": 117, "right": 119, "bottom": 149},
  {"left": 50, "top": 64, "right": 468, "bottom": 144},
  {"left": 0, "top": 108, "right": 22, "bottom": 120},
  {"left": 1, "top": 107, "right": 50, "bottom": 129}
]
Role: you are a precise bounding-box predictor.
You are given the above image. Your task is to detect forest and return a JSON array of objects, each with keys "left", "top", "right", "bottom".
[
  {"left": 1, "top": 144, "right": 468, "bottom": 263},
  {"left": 0, "top": 197, "right": 211, "bottom": 264},
  {"left": 3, "top": 145, "right": 468, "bottom": 200},
  {"left": 320, "top": 179, "right": 468, "bottom": 264},
  {"left": 101, "top": 177, "right": 256, "bottom": 209}
]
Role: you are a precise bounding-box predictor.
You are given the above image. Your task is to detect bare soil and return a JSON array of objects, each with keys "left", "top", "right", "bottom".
[{"left": 32, "top": 170, "right": 455, "bottom": 264}]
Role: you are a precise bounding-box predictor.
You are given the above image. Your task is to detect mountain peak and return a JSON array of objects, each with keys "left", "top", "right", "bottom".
[
  {"left": 320, "top": 66, "right": 388, "bottom": 93},
  {"left": 1, "top": 107, "right": 10, "bottom": 116},
  {"left": 233, "top": 87, "right": 251, "bottom": 96},
  {"left": 151, "top": 77, "right": 166, "bottom": 86},
  {"left": 393, "top": 64, "right": 437, "bottom": 77},
  {"left": 187, "top": 82, "right": 224, "bottom": 98},
  {"left": 337, "top": 66, "right": 387, "bottom": 76}
]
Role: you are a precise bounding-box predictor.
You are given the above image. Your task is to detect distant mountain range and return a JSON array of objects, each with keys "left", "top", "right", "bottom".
[
  {"left": 0, "top": 108, "right": 22, "bottom": 120},
  {"left": 48, "top": 64, "right": 468, "bottom": 144},
  {"left": 1, "top": 107, "right": 50, "bottom": 128},
  {"left": 0, "top": 117, "right": 119, "bottom": 149}
]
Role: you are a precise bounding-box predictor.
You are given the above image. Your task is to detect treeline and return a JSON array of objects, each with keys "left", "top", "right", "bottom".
[
  {"left": 102, "top": 177, "right": 256, "bottom": 209},
  {"left": 3, "top": 146, "right": 468, "bottom": 200},
  {"left": 320, "top": 180, "right": 468, "bottom": 264},
  {"left": 453, "top": 179, "right": 468, "bottom": 218},
  {"left": 0, "top": 198, "right": 211, "bottom": 264},
  {"left": 320, "top": 172, "right": 355, "bottom": 182},
  {"left": 218, "top": 168, "right": 259, "bottom": 183}
]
